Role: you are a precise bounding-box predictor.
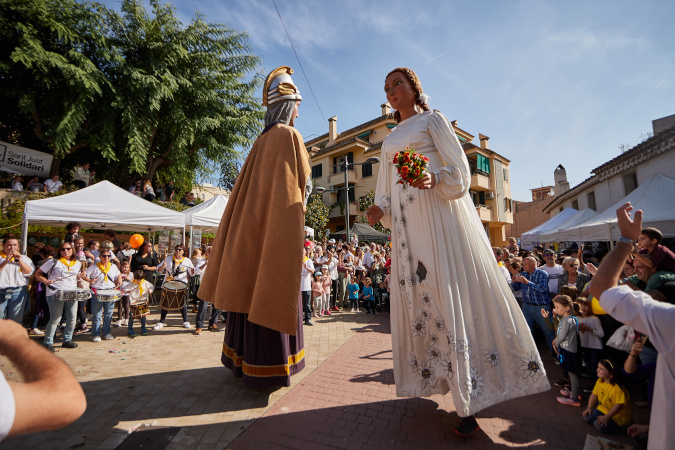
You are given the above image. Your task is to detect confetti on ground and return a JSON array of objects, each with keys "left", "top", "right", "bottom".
[{"left": 109, "top": 348, "right": 127, "bottom": 354}]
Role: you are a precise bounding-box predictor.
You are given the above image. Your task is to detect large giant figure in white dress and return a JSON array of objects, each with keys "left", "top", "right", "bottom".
[{"left": 374, "top": 105, "right": 550, "bottom": 417}]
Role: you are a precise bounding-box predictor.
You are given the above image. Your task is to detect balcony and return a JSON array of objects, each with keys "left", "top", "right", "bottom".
[
  {"left": 475, "top": 205, "right": 492, "bottom": 222},
  {"left": 329, "top": 168, "right": 357, "bottom": 185},
  {"left": 470, "top": 170, "right": 490, "bottom": 191},
  {"left": 328, "top": 202, "right": 359, "bottom": 219}
]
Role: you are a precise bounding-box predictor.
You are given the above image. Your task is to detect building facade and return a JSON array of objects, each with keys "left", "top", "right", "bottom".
[
  {"left": 305, "top": 104, "right": 514, "bottom": 246},
  {"left": 543, "top": 118, "right": 675, "bottom": 216},
  {"left": 191, "top": 183, "right": 229, "bottom": 201}
]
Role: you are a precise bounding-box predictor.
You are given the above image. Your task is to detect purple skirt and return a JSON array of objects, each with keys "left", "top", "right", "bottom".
[{"left": 222, "top": 294, "right": 305, "bottom": 388}]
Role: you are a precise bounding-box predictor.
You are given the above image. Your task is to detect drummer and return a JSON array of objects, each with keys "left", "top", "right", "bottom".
[
  {"left": 154, "top": 244, "right": 194, "bottom": 330},
  {"left": 0, "top": 234, "right": 35, "bottom": 323},
  {"left": 34, "top": 242, "right": 84, "bottom": 351},
  {"left": 83, "top": 249, "right": 122, "bottom": 342}
]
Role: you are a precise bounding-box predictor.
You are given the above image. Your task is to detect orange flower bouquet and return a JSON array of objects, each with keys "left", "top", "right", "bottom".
[{"left": 392, "top": 147, "right": 429, "bottom": 187}]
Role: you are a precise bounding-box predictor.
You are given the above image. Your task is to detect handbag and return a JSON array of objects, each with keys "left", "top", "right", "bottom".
[{"left": 606, "top": 324, "right": 636, "bottom": 353}]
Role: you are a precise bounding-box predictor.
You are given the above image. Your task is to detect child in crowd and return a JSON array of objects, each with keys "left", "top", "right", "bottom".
[
  {"left": 362, "top": 278, "right": 375, "bottom": 316},
  {"left": 552, "top": 295, "right": 583, "bottom": 407},
  {"left": 577, "top": 298, "right": 604, "bottom": 378},
  {"left": 312, "top": 272, "right": 324, "bottom": 318},
  {"left": 583, "top": 359, "right": 632, "bottom": 435},
  {"left": 321, "top": 266, "right": 332, "bottom": 316},
  {"left": 123, "top": 270, "right": 154, "bottom": 337},
  {"left": 64, "top": 222, "right": 81, "bottom": 243},
  {"left": 348, "top": 278, "right": 360, "bottom": 313},
  {"left": 117, "top": 261, "right": 133, "bottom": 327}
]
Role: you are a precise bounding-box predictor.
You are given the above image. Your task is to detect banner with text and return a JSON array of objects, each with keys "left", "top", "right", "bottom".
[{"left": 0, "top": 142, "right": 53, "bottom": 177}]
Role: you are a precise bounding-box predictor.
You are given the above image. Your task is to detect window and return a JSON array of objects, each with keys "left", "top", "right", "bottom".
[
  {"left": 623, "top": 172, "right": 638, "bottom": 195},
  {"left": 476, "top": 154, "right": 490, "bottom": 174},
  {"left": 587, "top": 191, "right": 596, "bottom": 211},
  {"left": 311, "top": 164, "right": 322, "bottom": 179},
  {"left": 503, "top": 167, "right": 509, "bottom": 181},
  {"left": 504, "top": 198, "right": 512, "bottom": 212},
  {"left": 361, "top": 162, "right": 373, "bottom": 177},
  {"left": 572, "top": 199, "right": 579, "bottom": 210},
  {"left": 478, "top": 191, "right": 486, "bottom": 205}
]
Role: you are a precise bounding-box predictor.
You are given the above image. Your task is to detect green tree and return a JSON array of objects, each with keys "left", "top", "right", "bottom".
[
  {"left": 358, "top": 189, "right": 391, "bottom": 235},
  {"left": 305, "top": 193, "right": 330, "bottom": 241}
]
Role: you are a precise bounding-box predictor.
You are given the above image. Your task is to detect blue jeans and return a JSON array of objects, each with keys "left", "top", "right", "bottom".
[
  {"left": 91, "top": 294, "right": 115, "bottom": 338},
  {"left": 0, "top": 286, "right": 29, "bottom": 323},
  {"left": 45, "top": 294, "right": 77, "bottom": 345},
  {"left": 521, "top": 303, "right": 555, "bottom": 352},
  {"left": 584, "top": 408, "right": 627, "bottom": 434}
]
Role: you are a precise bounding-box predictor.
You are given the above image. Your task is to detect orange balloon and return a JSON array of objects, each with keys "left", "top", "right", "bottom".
[{"left": 129, "top": 234, "right": 144, "bottom": 248}]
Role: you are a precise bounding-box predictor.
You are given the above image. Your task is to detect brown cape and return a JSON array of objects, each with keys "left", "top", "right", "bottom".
[{"left": 198, "top": 124, "right": 310, "bottom": 336}]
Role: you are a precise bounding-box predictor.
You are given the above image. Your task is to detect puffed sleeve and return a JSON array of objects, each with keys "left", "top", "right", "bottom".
[
  {"left": 374, "top": 139, "right": 392, "bottom": 229},
  {"left": 427, "top": 112, "right": 470, "bottom": 200}
]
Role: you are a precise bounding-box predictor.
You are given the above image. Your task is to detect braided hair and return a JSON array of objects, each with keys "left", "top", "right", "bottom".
[{"left": 385, "top": 67, "right": 431, "bottom": 123}]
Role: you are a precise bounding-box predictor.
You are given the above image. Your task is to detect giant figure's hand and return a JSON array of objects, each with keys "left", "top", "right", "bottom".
[{"left": 366, "top": 205, "right": 384, "bottom": 226}]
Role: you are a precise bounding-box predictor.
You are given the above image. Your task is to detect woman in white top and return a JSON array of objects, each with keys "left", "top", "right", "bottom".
[
  {"left": 83, "top": 249, "right": 122, "bottom": 342},
  {"left": 300, "top": 247, "right": 314, "bottom": 325},
  {"left": 0, "top": 234, "right": 35, "bottom": 323},
  {"left": 154, "top": 245, "right": 194, "bottom": 330},
  {"left": 34, "top": 242, "right": 84, "bottom": 351}
]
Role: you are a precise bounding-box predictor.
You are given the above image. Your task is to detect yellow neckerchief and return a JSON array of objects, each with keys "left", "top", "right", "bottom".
[
  {"left": 498, "top": 261, "right": 505, "bottom": 267},
  {"left": 59, "top": 257, "right": 78, "bottom": 272},
  {"left": 172, "top": 256, "right": 185, "bottom": 267},
  {"left": 132, "top": 279, "right": 145, "bottom": 296},
  {"left": 302, "top": 256, "right": 309, "bottom": 262},
  {"left": 96, "top": 261, "right": 112, "bottom": 274}
]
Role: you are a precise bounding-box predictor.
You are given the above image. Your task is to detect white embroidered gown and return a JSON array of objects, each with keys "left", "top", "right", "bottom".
[{"left": 375, "top": 110, "right": 550, "bottom": 416}]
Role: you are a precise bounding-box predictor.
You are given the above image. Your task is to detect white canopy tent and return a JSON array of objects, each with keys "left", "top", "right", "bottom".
[
  {"left": 20, "top": 181, "right": 186, "bottom": 253},
  {"left": 537, "top": 208, "right": 598, "bottom": 242},
  {"left": 556, "top": 173, "right": 675, "bottom": 242},
  {"left": 182, "top": 195, "right": 228, "bottom": 256},
  {"left": 520, "top": 207, "right": 578, "bottom": 249}
]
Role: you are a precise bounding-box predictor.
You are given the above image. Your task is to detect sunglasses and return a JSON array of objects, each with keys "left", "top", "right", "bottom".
[
  {"left": 61, "top": 248, "right": 73, "bottom": 251},
  {"left": 100, "top": 254, "right": 111, "bottom": 258}
]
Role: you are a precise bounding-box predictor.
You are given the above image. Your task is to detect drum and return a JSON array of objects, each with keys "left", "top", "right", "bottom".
[
  {"left": 130, "top": 301, "right": 149, "bottom": 318},
  {"left": 95, "top": 289, "right": 122, "bottom": 303},
  {"left": 160, "top": 280, "right": 189, "bottom": 311},
  {"left": 52, "top": 289, "right": 91, "bottom": 302}
]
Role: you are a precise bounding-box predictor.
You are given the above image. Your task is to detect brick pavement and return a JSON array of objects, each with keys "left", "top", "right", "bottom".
[
  {"left": 230, "top": 314, "right": 640, "bottom": 450},
  {"left": 0, "top": 305, "right": 374, "bottom": 449}
]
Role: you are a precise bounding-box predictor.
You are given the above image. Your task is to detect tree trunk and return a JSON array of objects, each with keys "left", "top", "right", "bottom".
[{"left": 50, "top": 156, "right": 62, "bottom": 177}]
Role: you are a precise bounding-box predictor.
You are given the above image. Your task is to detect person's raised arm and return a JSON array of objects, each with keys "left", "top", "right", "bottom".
[{"left": 1, "top": 320, "right": 86, "bottom": 436}]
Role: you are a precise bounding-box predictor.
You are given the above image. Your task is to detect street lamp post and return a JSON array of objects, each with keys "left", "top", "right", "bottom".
[{"left": 313, "top": 156, "right": 380, "bottom": 243}]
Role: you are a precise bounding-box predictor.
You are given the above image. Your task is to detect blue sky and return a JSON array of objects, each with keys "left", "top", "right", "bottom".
[{"left": 101, "top": 0, "right": 675, "bottom": 201}]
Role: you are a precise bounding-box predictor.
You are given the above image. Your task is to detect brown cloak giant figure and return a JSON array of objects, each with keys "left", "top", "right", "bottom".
[{"left": 198, "top": 66, "right": 311, "bottom": 388}]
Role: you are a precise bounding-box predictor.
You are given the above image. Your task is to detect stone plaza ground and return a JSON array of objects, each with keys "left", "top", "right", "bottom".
[{"left": 1, "top": 306, "right": 642, "bottom": 449}]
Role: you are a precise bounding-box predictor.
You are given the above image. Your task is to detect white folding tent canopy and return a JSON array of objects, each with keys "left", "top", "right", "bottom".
[
  {"left": 183, "top": 195, "right": 228, "bottom": 233},
  {"left": 520, "top": 207, "right": 578, "bottom": 249},
  {"left": 537, "top": 208, "right": 598, "bottom": 242},
  {"left": 556, "top": 174, "right": 675, "bottom": 242},
  {"left": 20, "top": 181, "right": 186, "bottom": 253}
]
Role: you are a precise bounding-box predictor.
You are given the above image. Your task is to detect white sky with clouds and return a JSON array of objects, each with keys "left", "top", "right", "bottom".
[{"left": 101, "top": 0, "right": 675, "bottom": 200}]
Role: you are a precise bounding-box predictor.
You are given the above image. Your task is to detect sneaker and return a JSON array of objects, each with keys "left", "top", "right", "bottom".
[
  {"left": 304, "top": 320, "right": 313, "bottom": 326},
  {"left": 182, "top": 322, "right": 192, "bottom": 329},
  {"left": 208, "top": 325, "right": 220, "bottom": 332},
  {"left": 557, "top": 396, "right": 581, "bottom": 407},
  {"left": 350, "top": 308, "right": 355, "bottom": 312},
  {"left": 62, "top": 341, "right": 78, "bottom": 349},
  {"left": 104, "top": 334, "right": 114, "bottom": 340},
  {"left": 116, "top": 320, "right": 123, "bottom": 327},
  {"left": 127, "top": 332, "right": 138, "bottom": 338},
  {"left": 559, "top": 389, "right": 582, "bottom": 400},
  {"left": 372, "top": 312, "right": 376, "bottom": 316},
  {"left": 330, "top": 306, "right": 339, "bottom": 311},
  {"left": 554, "top": 378, "right": 570, "bottom": 387},
  {"left": 356, "top": 308, "right": 360, "bottom": 312},
  {"left": 43, "top": 343, "right": 55, "bottom": 352},
  {"left": 92, "top": 336, "right": 102, "bottom": 342},
  {"left": 194, "top": 328, "right": 202, "bottom": 335},
  {"left": 141, "top": 330, "right": 148, "bottom": 336},
  {"left": 153, "top": 322, "right": 165, "bottom": 331},
  {"left": 454, "top": 416, "right": 480, "bottom": 437},
  {"left": 324, "top": 310, "right": 331, "bottom": 316},
  {"left": 79, "top": 325, "right": 88, "bottom": 332}
]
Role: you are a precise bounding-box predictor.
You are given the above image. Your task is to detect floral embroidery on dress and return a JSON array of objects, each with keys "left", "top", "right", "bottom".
[
  {"left": 419, "top": 308, "right": 431, "bottom": 322},
  {"left": 484, "top": 349, "right": 499, "bottom": 367},
  {"left": 434, "top": 317, "right": 446, "bottom": 332},
  {"left": 519, "top": 351, "right": 545, "bottom": 382},
  {"left": 430, "top": 333, "right": 439, "bottom": 344},
  {"left": 411, "top": 317, "right": 427, "bottom": 337},
  {"left": 426, "top": 345, "right": 442, "bottom": 364},
  {"left": 419, "top": 359, "right": 436, "bottom": 388},
  {"left": 446, "top": 332, "right": 456, "bottom": 351},
  {"left": 457, "top": 339, "right": 472, "bottom": 360},
  {"left": 406, "top": 192, "right": 415, "bottom": 204},
  {"left": 408, "top": 353, "right": 420, "bottom": 372},
  {"left": 465, "top": 366, "right": 484, "bottom": 399},
  {"left": 421, "top": 292, "right": 432, "bottom": 308},
  {"left": 406, "top": 274, "right": 418, "bottom": 287},
  {"left": 400, "top": 214, "right": 408, "bottom": 227},
  {"left": 399, "top": 277, "right": 406, "bottom": 289},
  {"left": 441, "top": 353, "right": 454, "bottom": 382}
]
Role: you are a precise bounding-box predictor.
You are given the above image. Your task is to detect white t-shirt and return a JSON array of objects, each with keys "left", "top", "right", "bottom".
[
  {"left": 0, "top": 254, "right": 35, "bottom": 288},
  {"left": 0, "top": 373, "right": 15, "bottom": 442},
  {"left": 577, "top": 315, "right": 604, "bottom": 349},
  {"left": 362, "top": 251, "right": 374, "bottom": 269},
  {"left": 300, "top": 259, "right": 314, "bottom": 292},
  {"left": 85, "top": 263, "right": 121, "bottom": 289},
  {"left": 497, "top": 263, "right": 511, "bottom": 286},
  {"left": 40, "top": 258, "right": 82, "bottom": 291},
  {"left": 540, "top": 264, "right": 564, "bottom": 294},
  {"left": 327, "top": 256, "right": 339, "bottom": 280},
  {"left": 600, "top": 285, "right": 675, "bottom": 450},
  {"left": 191, "top": 258, "right": 206, "bottom": 276},
  {"left": 44, "top": 179, "right": 63, "bottom": 192},
  {"left": 161, "top": 256, "right": 194, "bottom": 284}
]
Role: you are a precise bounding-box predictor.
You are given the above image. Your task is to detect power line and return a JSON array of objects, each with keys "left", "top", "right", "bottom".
[{"left": 272, "top": 0, "right": 326, "bottom": 122}]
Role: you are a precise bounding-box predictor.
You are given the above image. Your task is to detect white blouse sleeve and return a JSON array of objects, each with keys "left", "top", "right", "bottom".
[
  {"left": 427, "top": 112, "right": 470, "bottom": 200},
  {"left": 374, "top": 139, "right": 392, "bottom": 229}
]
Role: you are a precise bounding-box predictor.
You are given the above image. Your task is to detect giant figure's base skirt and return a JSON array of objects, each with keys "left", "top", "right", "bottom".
[{"left": 221, "top": 296, "right": 305, "bottom": 388}]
